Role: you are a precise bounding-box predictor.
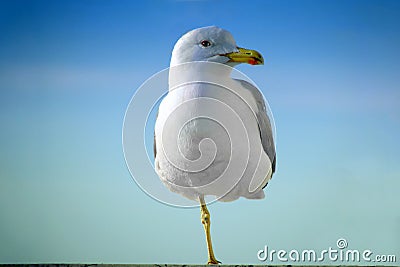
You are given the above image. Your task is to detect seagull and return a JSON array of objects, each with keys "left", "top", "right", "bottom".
[{"left": 154, "top": 26, "right": 276, "bottom": 264}]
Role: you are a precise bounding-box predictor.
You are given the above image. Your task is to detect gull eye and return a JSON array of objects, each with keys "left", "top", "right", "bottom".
[{"left": 200, "top": 40, "right": 212, "bottom": 47}]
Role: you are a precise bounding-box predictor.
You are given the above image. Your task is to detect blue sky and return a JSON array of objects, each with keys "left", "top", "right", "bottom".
[{"left": 0, "top": 0, "right": 399, "bottom": 264}]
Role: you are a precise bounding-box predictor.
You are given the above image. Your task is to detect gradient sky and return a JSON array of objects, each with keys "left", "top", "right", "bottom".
[{"left": 0, "top": 0, "right": 399, "bottom": 264}]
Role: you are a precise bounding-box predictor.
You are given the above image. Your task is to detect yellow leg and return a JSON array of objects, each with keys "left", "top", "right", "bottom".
[{"left": 199, "top": 195, "right": 221, "bottom": 265}]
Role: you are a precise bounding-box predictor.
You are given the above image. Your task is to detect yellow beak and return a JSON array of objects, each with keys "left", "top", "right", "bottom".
[{"left": 223, "top": 47, "right": 264, "bottom": 65}]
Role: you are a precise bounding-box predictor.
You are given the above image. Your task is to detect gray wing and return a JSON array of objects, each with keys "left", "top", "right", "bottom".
[
  {"left": 153, "top": 131, "right": 157, "bottom": 159},
  {"left": 153, "top": 109, "right": 159, "bottom": 160},
  {"left": 235, "top": 79, "right": 276, "bottom": 180}
]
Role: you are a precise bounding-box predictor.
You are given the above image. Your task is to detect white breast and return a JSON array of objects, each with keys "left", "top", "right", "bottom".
[{"left": 155, "top": 76, "right": 272, "bottom": 202}]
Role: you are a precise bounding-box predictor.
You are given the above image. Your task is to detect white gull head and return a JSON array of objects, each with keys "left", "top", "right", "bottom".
[
  {"left": 170, "top": 26, "right": 239, "bottom": 66},
  {"left": 170, "top": 26, "right": 264, "bottom": 67}
]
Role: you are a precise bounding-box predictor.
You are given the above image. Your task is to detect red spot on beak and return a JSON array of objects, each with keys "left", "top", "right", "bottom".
[{"left": 248, "top": 59, "right": 257, "bottom": 65}]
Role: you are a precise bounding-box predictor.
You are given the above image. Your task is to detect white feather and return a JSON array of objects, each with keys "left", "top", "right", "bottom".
[{"left": 154, "top": 26, "right": 275, "bottom": 202}]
